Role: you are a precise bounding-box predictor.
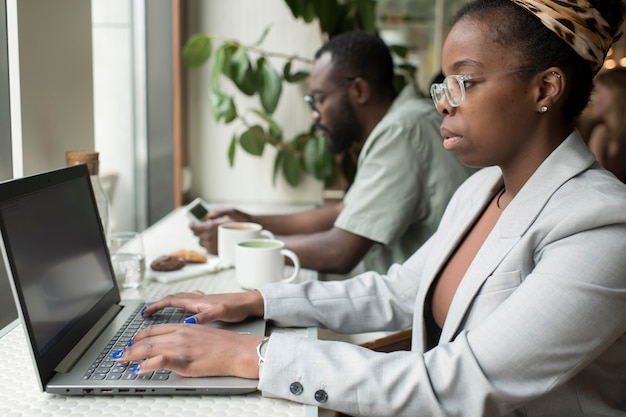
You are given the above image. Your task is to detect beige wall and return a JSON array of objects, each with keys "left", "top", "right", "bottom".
[
  {"left": 186, "top": 0, "right": 325, "bottom": 207},
  {"left": 14, "top": 0, "right": 95, "bottom": 175}
]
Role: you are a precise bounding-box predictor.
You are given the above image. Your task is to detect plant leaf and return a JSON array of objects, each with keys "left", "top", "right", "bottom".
[
  {"left": 396, "top": 63, "right": 417, "bottom": 87},
  {"left": 231, "top": 47, "right": 250, "bottom": 84},
  {"left": 283, "top": 0, "right": 305, "bottom": 19},
  {"left": 239, "top": 125, "right": 266, "bottom": 156},
  {"left": 211, "top": 46, "right": 224, "bottom": 89},
  {"left": 212, "top": 43, "right": 237, "bottom": 89},
  {"left": 254, "top": 26, "right": 271, "bottom": 46},
  {"left": 228, "top": 134, "right": 237, "bottom": 166},
  {"left": 312, "top": 1, "right": 344, "bottom": 35},
  {"left": 389, "top": 44, "right": 408, "bottom": 59},
  {"left": 238, "top": 67, "right": 258, "bottom": 96},
  {"left": 285, "top": 0, "right": 316, "bottom": 22},
  {"left": 302, "top": 138, "right": 319, "bottom": 178},
  {"left": 355, "top": 0, "right": 377, "bottom": 35},
  {"left": 282, "top": 151, "right": 303, "bottom": 186},
  {"left": 257, "top": 57, "right": 282, "bottom": 114},
  {"left": 272, "top": 150, "right": 286, "bottom": 186},
  {"left": 300, "top": 0, "right": 316, "bottom": 22},
  {"left": 303, "top": 134, "right": 337, "bottom": 182},
  {"left": 218, "top": 43, "right": 238, "bottom": 78},
  {"left": 283, "top": 60, "right": 309, "bottom": 83},
  {"left": 230, "top": 47, "right": 256, "bottom": 95},
  {"left": 182, "top": 34, "right": 212, "bottom": 69},
  {"left": 210, "top": 89, "right": 237, "bottom": 123},
  {"left": 251, "top": 109, "right": 283, "bottom": 139}
]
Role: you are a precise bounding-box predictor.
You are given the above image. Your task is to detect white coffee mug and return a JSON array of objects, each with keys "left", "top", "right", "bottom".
[
  {"left": 218, "top": 222, "right": 274, "bottom": 267},
  {"left": 235, "top": 239, "right": 300, "bottom": 289}
]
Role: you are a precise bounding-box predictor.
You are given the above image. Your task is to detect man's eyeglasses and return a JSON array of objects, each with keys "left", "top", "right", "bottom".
[
  {"left": 429, "top": 67, "right": 540, "bottom": 108},
  {"left": 304, "top": 76, "right": 358, "bottom": 112}
]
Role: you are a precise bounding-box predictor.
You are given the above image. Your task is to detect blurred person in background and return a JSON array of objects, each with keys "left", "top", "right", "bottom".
[
  {"left": 588, "top": 67, "right": 626, "bottom": 182},
  {"left": 191, "top": 32, "right": 474, "bottom": 276}
]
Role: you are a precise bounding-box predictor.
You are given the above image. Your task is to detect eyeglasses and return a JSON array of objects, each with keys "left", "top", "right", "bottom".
[
  {"left": 304, "top": 77, "right": 358, "bottom": 112},
  {"left": 429, "top": 67, "right": 540, "bottom": 108}
]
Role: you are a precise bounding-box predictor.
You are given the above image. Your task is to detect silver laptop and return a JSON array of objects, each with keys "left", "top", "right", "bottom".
[{"left": 0, "top": 165, "right": 265, "bottom": 395}]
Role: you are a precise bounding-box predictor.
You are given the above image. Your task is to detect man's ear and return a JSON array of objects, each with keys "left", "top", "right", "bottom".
[
  {"left": 536, "top": 68, "right": 565, "bottom": 113},
  {"left": 351, "top": 77, "right": 372, "bottom": 105}
]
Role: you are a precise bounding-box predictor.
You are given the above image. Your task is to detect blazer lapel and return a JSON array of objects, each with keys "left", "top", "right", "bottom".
[
  {"left": 411, "top": 173, "right": 503, "bottom": 351},
  {"left": 422, "top": 132, "right": 596, "bottom": 345}
]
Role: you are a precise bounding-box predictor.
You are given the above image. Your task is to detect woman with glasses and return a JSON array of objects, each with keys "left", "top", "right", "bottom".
[{"left": 118, "top": 1, "right": 626, "bottom": 415}]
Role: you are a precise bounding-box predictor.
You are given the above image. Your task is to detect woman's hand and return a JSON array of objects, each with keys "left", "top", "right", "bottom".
[
  {"left": 142, "top": 290, "right": 265, "bottom": 324},
  {"left": 117, "top": 323, "right": 265, "bottom": 379}
]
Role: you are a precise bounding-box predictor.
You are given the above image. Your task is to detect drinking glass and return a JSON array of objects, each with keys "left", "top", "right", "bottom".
[{"left": 108, "top": 232, "right": 146, "bottom": 289}]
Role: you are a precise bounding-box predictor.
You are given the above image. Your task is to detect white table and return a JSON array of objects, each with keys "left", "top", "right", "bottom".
[{"left": 0, "top": 207, "right": 318, "bottom": 417}]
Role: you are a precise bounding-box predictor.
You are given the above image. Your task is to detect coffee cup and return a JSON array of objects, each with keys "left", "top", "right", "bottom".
[
  {"left": 235, "top": 239, "right": 300, "bottom": 289},
  {"left": 217, "top": 222, "right": 274, "bottom": 267}
]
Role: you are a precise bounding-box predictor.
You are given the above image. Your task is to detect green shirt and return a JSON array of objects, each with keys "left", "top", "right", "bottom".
[{"left": 335, "top": 86, "right": 475, "bottom": 273}]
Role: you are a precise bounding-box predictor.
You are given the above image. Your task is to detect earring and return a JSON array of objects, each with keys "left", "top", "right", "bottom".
[
  {"left": 551, "top": 71, "right": 561, "bottom": 78},
  {"left": 541, "top": 105, "right": 548, "bottom": 113}
]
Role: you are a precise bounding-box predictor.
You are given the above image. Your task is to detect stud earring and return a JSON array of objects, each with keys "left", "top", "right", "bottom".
[{"left": 541, "top": 106, "right": 548, "bottom": 113}]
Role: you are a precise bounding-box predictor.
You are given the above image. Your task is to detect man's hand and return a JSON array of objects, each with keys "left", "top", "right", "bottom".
[{"left": 189, "top": 208, "right": 252, "bottom": 254}]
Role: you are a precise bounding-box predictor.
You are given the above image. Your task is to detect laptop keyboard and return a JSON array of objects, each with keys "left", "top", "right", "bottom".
[{"left": 82, "top": 305, "right": 193, "bottom": 381}]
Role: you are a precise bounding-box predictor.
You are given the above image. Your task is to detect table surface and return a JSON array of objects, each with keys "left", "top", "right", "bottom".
[{"left": 0, "top": 207, "right": 318, "bottom": 417}]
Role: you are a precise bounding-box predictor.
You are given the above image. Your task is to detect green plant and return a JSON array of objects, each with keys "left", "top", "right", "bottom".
[{"left": 182, "top": 0, "right": 416, "bottom": 188}]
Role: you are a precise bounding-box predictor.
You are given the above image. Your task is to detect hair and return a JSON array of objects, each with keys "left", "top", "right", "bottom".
[
  {"left": 451, "top": 0, "right": 625, "bottom": 124},
  {"left": 314, "top": 32, "right": 396, "bottom": 99},
  {"left": 595, "top": 67, "right": 626, "bottom": 136}
]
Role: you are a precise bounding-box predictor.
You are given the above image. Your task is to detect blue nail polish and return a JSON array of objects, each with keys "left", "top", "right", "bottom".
[
  {"left": 127, "top": 339, "right": 133, "bottom": 347},
  {"left": 183, "top": 317, "right": 197, "bottom": 324},
  {"left": 140, "top": 306, "right": 147, "bottom": 317},
  {"left": 132, "top": 364, "right": 141, "bottom": 373},
  {"left": 112, "top": 350, "right": 125, "bottom": 359}
]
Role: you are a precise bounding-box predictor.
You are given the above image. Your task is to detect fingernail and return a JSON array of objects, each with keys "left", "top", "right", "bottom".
[
  {"left": 127, "top": 339, "right": 133, "bottom": 347},
  {"left": 183, "top": 317, "right": 197, "bottom": 324},
  {"left": 112, "top": 350, "right": 125, "bottom": 359},
  {"left": 140, "top": 306, "right": 147, "bottom": 317},
  {"left": 132, "top": 364, "right": 141, "bottom": 373}
]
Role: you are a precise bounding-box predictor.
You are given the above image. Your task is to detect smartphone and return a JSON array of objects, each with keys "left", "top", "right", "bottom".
[{"left": 185, "top": 197, "right": 210, "bottom": 223}]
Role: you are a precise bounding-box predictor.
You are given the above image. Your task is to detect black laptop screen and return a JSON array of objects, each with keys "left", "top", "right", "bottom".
[{"left": 0, "top": 169, "right": 115, "bottom": 356}]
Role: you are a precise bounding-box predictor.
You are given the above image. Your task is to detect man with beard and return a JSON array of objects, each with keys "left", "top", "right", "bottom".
[{"left": 190, "top": 32, "right": 473, "bottom": 275}]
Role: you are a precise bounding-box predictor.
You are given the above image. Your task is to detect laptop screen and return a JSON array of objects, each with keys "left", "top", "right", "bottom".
[{"left": 0, "top": 165, "right": 119, "bottom": 379}]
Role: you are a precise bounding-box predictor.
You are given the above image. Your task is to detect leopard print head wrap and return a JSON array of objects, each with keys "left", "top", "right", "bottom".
[{"left": 510, "top": 0, "right": 619, "bottom": 73}]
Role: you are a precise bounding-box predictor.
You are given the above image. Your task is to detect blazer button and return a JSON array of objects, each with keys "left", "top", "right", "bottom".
[
  {"left": 290, "top": 382, "right": 304, "bottom": 395},
  {"left": 314, "top": 389, "right": 328, "bottom": 403}
]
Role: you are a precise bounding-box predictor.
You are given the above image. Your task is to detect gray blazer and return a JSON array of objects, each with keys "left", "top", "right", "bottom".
[{"left": 259, "top": 131, "right": 626, "bottom": 417}]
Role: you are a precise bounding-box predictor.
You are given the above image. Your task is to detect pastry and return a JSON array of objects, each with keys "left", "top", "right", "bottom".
[
  {"left": 170, "top": 249, "right": 207, "bottom": 263},
  {"left": 150, "top": 255, "right": 186, "bottom": 271}
]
